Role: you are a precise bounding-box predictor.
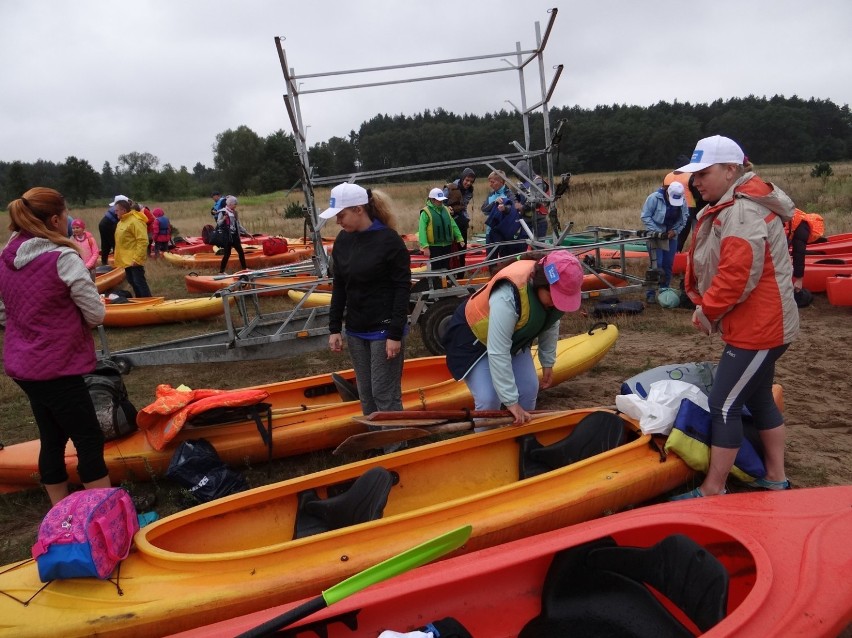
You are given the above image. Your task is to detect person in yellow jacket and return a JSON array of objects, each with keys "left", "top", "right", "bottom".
[
  {"left": 418, "top": 187, "right": 464, "bottom": 271},
  {"left": 113, "top": 198, "right": 152, "bottom": 297}
]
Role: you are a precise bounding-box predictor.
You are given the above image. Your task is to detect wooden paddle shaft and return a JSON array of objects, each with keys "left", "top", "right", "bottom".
[{"left": 364, "top": 409, "right": 554, "bottom": 421}]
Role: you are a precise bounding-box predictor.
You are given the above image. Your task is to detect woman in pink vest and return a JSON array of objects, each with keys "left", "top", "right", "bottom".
[{"left": 0, "top": 188, "right": 111, "bottom": 505}]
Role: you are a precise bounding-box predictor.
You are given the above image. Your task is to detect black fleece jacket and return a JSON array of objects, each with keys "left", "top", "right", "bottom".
[{"left": 328, "top": 223, "right": 411, "bottom": 340}]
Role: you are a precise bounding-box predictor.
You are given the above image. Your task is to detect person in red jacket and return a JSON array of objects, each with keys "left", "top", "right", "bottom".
[{"left": 673, "top": 136, "right": 798, "bottom": 500}]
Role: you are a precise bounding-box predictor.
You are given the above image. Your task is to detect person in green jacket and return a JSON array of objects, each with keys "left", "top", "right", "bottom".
[{"left": 418, "top": 187, "right": 464, "bottom": 271}]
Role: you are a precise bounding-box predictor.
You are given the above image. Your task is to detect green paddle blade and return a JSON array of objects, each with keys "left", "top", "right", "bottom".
[{"left": 322, "top": 525, "right": 472, "bottom": 606}]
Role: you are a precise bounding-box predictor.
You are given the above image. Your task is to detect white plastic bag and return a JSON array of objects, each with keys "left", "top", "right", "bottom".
[{"left": 615, "top": 379, "right": 709, "bottom": 435}]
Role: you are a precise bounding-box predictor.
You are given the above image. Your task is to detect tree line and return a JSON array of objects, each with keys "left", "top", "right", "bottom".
[{"left": 1, "top": 95, "right": 849, "bottom": 208}]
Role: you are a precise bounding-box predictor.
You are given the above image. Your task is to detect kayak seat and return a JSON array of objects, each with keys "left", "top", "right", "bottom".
[
  {"left": 518, "top": 411, "right": 626, "bottom": 480},
  {"left": 519, "top": 534, "right": 729, "bottom": 638},
  {"left": 293, "top": 467, "right": 395, "bottom": 539},
  {"left": 331, "top": 372, "right": 360, "bottom": 402}
]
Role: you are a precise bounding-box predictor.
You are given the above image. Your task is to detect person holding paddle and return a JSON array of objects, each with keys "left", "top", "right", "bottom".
[{"left": 442, "top": 250, "right": 584, "bottom": 428}]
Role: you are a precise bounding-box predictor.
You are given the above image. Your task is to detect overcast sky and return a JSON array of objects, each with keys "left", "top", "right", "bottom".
[{"left": 1, "top": 0, "right": 850, "bottom": 172}]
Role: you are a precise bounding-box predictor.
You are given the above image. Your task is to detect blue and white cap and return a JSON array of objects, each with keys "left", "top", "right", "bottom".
[
  {"left": 319, "top": 183, "right": 369, "bottom": 219},
  {"left": 676, "top": 135, "right": 745, "bottom": 173}
]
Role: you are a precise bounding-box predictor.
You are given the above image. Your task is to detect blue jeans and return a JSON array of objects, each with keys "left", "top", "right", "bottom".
[
  {"left": 463, "top": 348, "right": 539, "bottom": 430},
  {"left": 652, "top": 237, "right": 677, "bottom": 288}
]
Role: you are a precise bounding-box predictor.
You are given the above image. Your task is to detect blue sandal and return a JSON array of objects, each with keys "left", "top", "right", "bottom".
[
  {"left": 749, "top": 477, "right": 792, "bottom": 490},
  {"left": 669, "top": 487, "right": 727, "bottom": 501}
]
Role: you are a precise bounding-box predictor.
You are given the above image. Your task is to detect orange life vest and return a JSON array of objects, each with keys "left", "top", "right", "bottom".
[
  {"left": 137, "top": 385, "right": 270, "bottom": 451},
  {"left": 785, "top": 209, "right": 825, "bottom": 244}
]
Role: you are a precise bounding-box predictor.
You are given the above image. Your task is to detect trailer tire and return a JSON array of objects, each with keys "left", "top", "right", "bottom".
[{"left": 419, "top": 298, "right": 462, "bottom": 356}]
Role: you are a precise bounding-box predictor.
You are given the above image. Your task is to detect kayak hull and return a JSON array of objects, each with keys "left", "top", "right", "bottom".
[
  {"left": 168, "top": 486, "right": 852, "bottom": 638},
  {"left": 162, "top": 247, "right": 313, "bottom": 270},
  {"left": 0, "top": 327, "right": 618, "bottom": 494},
  {"left": 95, "top": 267, "right": 126, "bottom": 293},
  {"left": 826, "top": 275, "right": 852, "bottom": 306},
  {"left": 0, "top": 405, "right": 689, "bottom": 638},
  {"left": 102, "top": 297, "right": 231, "bottom": 327}
]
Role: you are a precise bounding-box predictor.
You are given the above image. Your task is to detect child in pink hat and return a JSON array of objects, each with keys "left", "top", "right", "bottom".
[{"left": 71, "top": 219, "right": 99, "bottom": 277}]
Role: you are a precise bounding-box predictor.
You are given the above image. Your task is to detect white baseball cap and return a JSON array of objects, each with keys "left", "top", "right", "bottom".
[
  {"left": 319, "top": 183, "right": 369, "bottom": 219},
  {"left": 676, "top": 135, "right": 745, "bottom": 173},
  {"left": 667, "top": 181, "right": 685, "bottom": 206},
  {"left": 428, "top": 187, "right": 447, "bottom": 201},
  {"left": 109, "top": 194, "right": 130, "bottom": 206}
]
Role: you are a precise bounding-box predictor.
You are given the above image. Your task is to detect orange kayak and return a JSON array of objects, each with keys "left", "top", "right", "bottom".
[
  {"left": 0, "top": 329, "right": 618, "bottom": 494},
  {"left": 102, "top": 297, "right": 232, "bottom": 327},
  {"left": 185, "top": 273, "right": 332, "bottom": 295},
  {"left": 94, "top": 266, "right": 126, "bottom": 293}
]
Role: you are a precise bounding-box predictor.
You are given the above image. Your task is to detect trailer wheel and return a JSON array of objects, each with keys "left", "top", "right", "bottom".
[{"left": 419, "top": 298, "right": 461, "bottom": 356}]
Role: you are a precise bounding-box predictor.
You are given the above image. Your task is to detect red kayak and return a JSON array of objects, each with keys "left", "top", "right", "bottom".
[
  {"left": 827, "top": 275, "right": 852, "bottom": 306},
  {"left": 805, "top": 232, "right": 852, "bottom": 256},
  {"left": 169, "top": 486, "right": 852, "bottom": 638},
  {"left": 171, "top": 234, "right": 275, "bottom": 255},
  {"left": 802, "top": 255, "right": 852, "bottom": 292}
]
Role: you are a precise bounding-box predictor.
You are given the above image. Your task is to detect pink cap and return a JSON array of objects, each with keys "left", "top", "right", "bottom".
[{"left": 540, "top": 251, "right": 584, "bottom": 312}]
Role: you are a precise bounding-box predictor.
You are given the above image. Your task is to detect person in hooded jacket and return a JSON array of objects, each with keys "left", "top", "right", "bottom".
[
  {"left": 641, "top": 179, "right": 689, "bottom": 296},
  {"left": 0, "top": 187, "right": 110, "bottom": 505},
  {"left": 70, "top": 218, "right": 99, "bottom": 276},
  {"left": 216, "top": 196, "right": 248, "bottom": 273},
  {"left": 672, "top": 135, "right": 799, "bottom": 500},
  {"left": 151, "top": 207, "right": 172, "bottom": 257},
  {"left": 443, "top": 168, "right": 476, "bottom": 265},
  {"left": 113, "top": 198, "right": 153, "bottom": 297}
]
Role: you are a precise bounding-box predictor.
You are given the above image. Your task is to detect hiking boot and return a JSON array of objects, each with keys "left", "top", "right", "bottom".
[{"left": 645, "top": 289, "right": 656, "bottom": 304}]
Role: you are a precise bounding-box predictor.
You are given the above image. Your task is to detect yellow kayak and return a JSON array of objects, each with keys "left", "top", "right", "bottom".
[{"left": 0, "top": 404, "right": 688, "bottom": 638}]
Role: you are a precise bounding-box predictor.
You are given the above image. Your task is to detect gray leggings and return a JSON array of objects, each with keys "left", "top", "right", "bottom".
[
  {"left": 709, "top": 343, "right": 789, "bottom": 448},
  {"left": 345, "top": 334, "right": 405, "bottom": 415}
]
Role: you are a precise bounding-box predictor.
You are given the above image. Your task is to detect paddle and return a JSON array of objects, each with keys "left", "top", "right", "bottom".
[
  {"left": 235, "top": 525, "right": 473, "bottom": 638},
  {"left": 333, "top": 428, "right": 433, "bottom": 455},
  {"left": 363, "top": 409, "right": 558, "bottom": 422}
]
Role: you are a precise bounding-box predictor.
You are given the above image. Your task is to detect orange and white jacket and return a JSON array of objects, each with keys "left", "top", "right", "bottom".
[{"left": 685, "top": 173, "right": 799, "bottom": 350}]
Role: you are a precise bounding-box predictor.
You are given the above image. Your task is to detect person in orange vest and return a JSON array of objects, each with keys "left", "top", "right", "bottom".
[
  {"left": 442, "top": 250, "right": 584, "bottom": 428},
  {"left": 785, "top": 209, "right": 826, "bottom": 291}
]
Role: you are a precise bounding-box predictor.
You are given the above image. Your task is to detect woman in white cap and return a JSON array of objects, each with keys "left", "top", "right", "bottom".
[
  {"left": 640, "top": 179, "right": 689, "bottom": 298},
  {"left": 672, "top": 135, "right": 798, "bottom": 499},
  {"left": 442, "top": 250, "right": 584, "bottom": 427},
  {"left": 418, "top": 187, "right": 464, "bottom": 271},
  {"left": 320, "top": 183, "right": 412, "bottom": 449}
]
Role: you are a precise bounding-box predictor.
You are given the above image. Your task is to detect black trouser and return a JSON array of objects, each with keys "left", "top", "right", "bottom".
[
  {"left": 453, "top": 215, "right": 470, "bottom": 267},
  {"left": 220, "top": 233, "right": 247, "bottom": 272},
  {"left": 125, "top": 265, "right": 152, "bottom": 297},
  {"left": 15, "top": 375, "right": 108, "bottom": 484},
  {"left": 98, "top": 217, "right": 117, "bottom": 265},
  {"left": 676, "top": 207, "right": 699, "bottom": 252}
]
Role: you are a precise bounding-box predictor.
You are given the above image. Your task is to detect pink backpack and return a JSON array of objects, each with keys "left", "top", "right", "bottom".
[{"left": 31, "top": 488, "right": 139, "bottom": 582}]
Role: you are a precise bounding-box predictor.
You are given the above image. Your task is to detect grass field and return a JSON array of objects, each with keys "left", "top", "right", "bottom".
[{"left": 1, "top": 162, "right": 850, "bottom": 564}]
